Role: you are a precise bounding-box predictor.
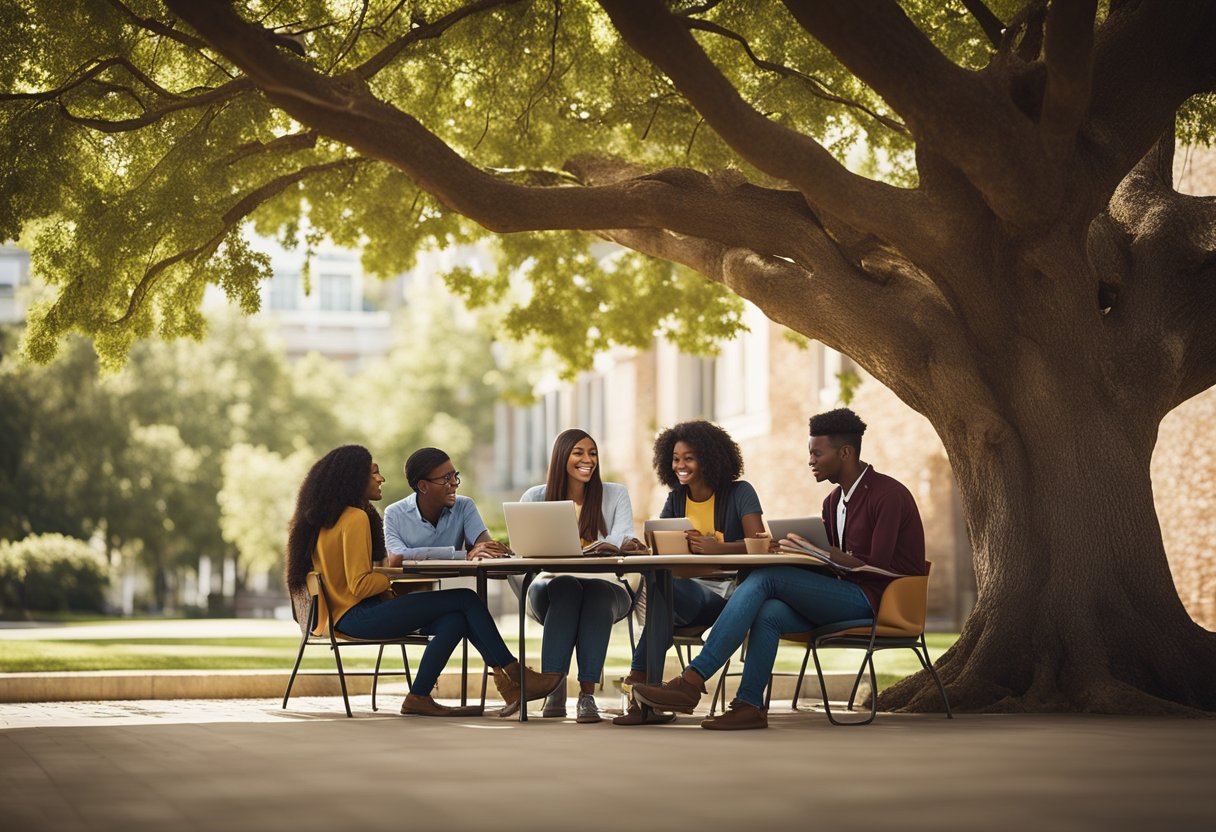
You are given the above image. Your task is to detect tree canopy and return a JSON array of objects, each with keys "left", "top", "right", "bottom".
[{"left": 4, "top": 1, "right": 1216, "bottom": 713}]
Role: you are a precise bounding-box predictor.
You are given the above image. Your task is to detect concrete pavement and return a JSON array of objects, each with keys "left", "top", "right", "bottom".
[{"left": 2, "top": 695, "right": 1214, "bottom": 832}]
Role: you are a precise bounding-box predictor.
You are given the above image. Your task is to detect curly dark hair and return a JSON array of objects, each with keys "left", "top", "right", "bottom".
[
  {"left": 809, "top": 408, "right": 867, "bottom": 455},
  {"left": 652, "top": 420, "right": 744, "bottom": 494},
  {"left": 285, "top": 445, "right": 385, "bottom": 594}
]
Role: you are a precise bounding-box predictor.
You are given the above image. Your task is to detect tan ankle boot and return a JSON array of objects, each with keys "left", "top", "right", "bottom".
[{"left": 492, "top": 661, "right": 564, "bottom": 707}]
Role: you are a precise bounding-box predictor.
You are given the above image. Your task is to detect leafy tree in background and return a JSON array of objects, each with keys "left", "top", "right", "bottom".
[
  {"left": 218, "top": 442, "right": 313, "bottom": 586},
  {"left": 4, "top": 1, "right": 1216, "bottom": 712}
]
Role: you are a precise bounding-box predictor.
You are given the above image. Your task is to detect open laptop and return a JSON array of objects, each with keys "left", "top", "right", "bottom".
[
  {"left": 502, "top": 501, "right": 590, "bottom": 558},
  {"left": 766, "top": 516, "right": 832, "bottom": 549}
]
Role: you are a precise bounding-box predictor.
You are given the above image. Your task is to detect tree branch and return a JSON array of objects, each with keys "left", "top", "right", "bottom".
[
  {"left": 109, "top": 158, "right": 365, "bottom": 326},
  {"left": 161, "top": 0, "right": 891, "bottom": 268},
  {"left": 681, "top": 18, "right": 908, "bottom": 136},
  {"left": 962, "top": 0, "right": 1005, "bottom": 48},
  {"left": 595, "top": 0, "right": 929, "bottom": 256},
  {"left": 1085, "top": 0, "right": 1216, "bottom": 209},
  {"left": 354, "top": 0, "right": 524, "bottom": 79},
  {"left": 1039, "top": 0, "right": 1097, "bottom": 160},
  {"left": 780, "top": 0, "right": 1058, "bottom": 230},
  {"left": 55, "top": 78, "right": 252, "bottom": 133}
]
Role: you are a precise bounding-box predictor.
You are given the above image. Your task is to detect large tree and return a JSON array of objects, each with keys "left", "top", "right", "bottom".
[{"left": 3, "top": 0, "right": 1215, "bottom": 713}]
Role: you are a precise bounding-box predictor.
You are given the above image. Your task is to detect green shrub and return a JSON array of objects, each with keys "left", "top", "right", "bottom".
[{"left": 0, "top": 534, "right": 110, "bottom": 614}]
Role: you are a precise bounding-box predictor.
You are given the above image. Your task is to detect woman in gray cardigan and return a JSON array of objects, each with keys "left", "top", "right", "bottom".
[{"left": 508, "top": 428, "right": 645, "bottom": 723}]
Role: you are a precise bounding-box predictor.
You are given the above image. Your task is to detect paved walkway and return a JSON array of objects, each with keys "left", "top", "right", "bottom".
[{"left": 3, "top": 695, "right": 1214, "bottom": 832}]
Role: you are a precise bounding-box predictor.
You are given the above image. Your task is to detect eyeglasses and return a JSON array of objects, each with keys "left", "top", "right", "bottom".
[{"left": 424, "top": 471, "right": 461, "bottom": 486}]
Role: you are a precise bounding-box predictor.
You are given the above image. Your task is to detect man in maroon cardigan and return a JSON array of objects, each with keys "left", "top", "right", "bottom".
[{"left": 632, "top": 408, "right": 926, "bottom": 730}]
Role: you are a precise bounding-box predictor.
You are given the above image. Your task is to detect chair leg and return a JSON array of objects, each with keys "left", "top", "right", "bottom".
[
  {"left": 846, "top": 654, "right": 870, "bottom": 710},
  {"left": 282, "top": 633, "right": 310, "bottom": 710},
  {"left": 332, "top": 645, "right": 354, "bottom": 718},
  {"left": 372, "top": 645, "right": 385, "bottom": 712},
  {"left": 460, "top": 639, "right": 469, "bottom": 705},
  {"left": 912, "top": 637, "right": 953, "bottom": 718},
  {"left": 791, "top": 643, "right": 813, "bottom": 711},
  {"left": 401, "top": 644, "right": 413, "bottom": 687},
  {"left": 709, "top": 657, "right": 729, "bottom": 717}
]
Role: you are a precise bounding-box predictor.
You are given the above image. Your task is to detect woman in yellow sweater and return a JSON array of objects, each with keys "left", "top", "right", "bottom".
[{"left": 285, "top": 445, "right": 561, "bottom": 717}]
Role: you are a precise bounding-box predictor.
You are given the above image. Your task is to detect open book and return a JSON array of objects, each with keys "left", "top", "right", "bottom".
[{"left": 777, "top": 537, "right": 907, "bottom": 578}]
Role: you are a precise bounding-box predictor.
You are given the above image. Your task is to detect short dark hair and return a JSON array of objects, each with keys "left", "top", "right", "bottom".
[
  {"left": 652, "top": 420, "right": 744, "bottom": 494},
  {"left": 405, "top": 447, "right": 450, "bottom": 492},
  {"left": 809, "top": 408, "right": 867, "bottom": 456}
]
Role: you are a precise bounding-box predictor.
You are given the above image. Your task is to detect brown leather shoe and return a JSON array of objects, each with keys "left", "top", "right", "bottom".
[
  {"left": 400, "top": 694, "right": 483, "bottom": 717},
  {"left": 700, "top": 699, "right": 768, "bottom": 730},
  {"left": 631, "top": 672, "right": 707, "bottom": 714},
  {"left": 611, "top": 700, "right": 677, "bottom": 726},
  {"left": 492, "top": 661, "right": 564, "bottom": 709}
]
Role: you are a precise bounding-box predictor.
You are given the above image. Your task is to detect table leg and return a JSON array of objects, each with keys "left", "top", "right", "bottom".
[
  {"left": 517, "top": 571, "right": 537, "bottom": 723},
  {"left": 477, "top": 571, "right": 489, "bottom": 709},
  {"left": 637, "top": 568, "right": 674, "bottom": 720}
]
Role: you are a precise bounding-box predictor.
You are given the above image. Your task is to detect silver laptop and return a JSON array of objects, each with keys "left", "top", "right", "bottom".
[
  {"left": 502, "top": 501, "right": 588, "bottom": 558},
  {"left": 766, "top": 516, "right": 831, "bottom": 549}
]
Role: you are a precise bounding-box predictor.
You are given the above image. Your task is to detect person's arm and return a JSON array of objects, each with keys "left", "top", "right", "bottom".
[
  {"left": 602, "top": 483, "right": 635, "bottom": 547},
  {"left": 342, "top": 512, "right": 391, "bottom": 598},
  {"left": 462, "top": 500, "right": 510, "bottom": 559}
]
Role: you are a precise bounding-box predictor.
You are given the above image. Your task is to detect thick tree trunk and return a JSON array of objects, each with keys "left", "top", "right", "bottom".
[{"left": 881, "top": 402, "right": 1216, "bottom": 715}]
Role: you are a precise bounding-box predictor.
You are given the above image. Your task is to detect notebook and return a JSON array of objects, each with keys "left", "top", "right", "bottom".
[
  {"left": 765, "top": 516, "right": 832, "bottom": 550},
  {"left": 502, "top": 500, "right": 591, "bottom": 558}
]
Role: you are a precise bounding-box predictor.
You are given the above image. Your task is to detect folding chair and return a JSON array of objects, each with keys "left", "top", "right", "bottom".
[
  {"left": 282, "top": 572, "right": 433, "bottom": 717},
  {"left": 782, "top": 563, "right": 953, "bottom": 725}
]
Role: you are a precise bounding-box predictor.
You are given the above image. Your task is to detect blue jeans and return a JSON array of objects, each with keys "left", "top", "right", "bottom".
[
  {"left": 687, "top": 566, "right": 872, "bottom": 708},
  {"left": 336, "top": 588, "right": 514, "bottom": 697},
  {"left": 528, "top": 576, "right": 631, "bottom": 683},
  {"left": 630, "top": 578, "right": 727, "bottom": 673}
]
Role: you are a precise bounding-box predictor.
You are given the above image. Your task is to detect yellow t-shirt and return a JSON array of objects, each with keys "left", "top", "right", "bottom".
[
  {"left": 311, "top": 506, "right": 391, "bottom": 633},
  {"left": 685, "top": 493, "right": 725, "bottom": 542}
]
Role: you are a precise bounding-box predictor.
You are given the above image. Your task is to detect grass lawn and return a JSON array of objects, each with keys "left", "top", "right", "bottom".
[{"left": 0, "top": 623, "right": 956, "bottom": 692}]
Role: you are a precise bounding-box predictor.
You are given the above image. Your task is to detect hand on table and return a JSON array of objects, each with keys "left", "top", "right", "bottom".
[
  {"left": 619, "top": 537, "right": 648, "bottom": 554},
  {"left": 468, "top": 540, "right": 511, "bottom": 560},
  {"left": 384, "top": 554, "right": 405, "bottom": 567},
  {"left": 685, "top": 531, "right": 724, "bottom": 554}
]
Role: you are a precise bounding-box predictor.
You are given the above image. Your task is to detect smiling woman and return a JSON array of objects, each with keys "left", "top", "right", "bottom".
[{"left": 516, "top": 429, "right": 646, "bottom": 723}]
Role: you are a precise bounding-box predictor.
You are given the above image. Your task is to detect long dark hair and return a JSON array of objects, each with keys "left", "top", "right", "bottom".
[
  {"left": 285, "top": 445, "right": 386, "bottom": 594},
  {"left": 544, "top": 429, "right": 607, "bottom": 543},
  {"left": 652, "top": 420, "right": 744, "bottom": 495}
]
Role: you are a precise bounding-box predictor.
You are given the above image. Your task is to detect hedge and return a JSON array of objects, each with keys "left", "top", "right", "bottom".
[{"left": 0, "top": 534, "right": 110, "bottom": 614}]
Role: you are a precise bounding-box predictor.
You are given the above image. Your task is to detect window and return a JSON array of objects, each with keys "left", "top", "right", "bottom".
[
  {"left": 268, "top": 271, "right": 300, "bottom": 310},
  {"left": 319, "top": 272, "right": 353, "bottom": 311}
]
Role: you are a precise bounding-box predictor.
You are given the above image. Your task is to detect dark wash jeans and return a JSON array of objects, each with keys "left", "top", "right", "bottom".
[
  {"left": 688, "top": 566, "right": 872, "bottom": 707},
  {"left": 630, "top": 577, "right": 728, "bottom": 673},
  {"left": 336, "top": 588, "right": 514, "bottom": 697},
  {"left": 528, "top": 575, "right": 631, "bottom": 683}
]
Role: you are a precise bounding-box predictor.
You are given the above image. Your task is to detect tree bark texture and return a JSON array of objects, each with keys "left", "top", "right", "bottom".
[{"left": 150, "top": 0, "right": 1216, "bottom": 713}]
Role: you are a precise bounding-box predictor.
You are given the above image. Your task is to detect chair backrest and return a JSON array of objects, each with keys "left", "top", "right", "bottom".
[
  {"left": 866, "top": 575, "right": 928, "bottom": 637},
  {"left": 304, "top": 571, "right": 333, "bottom": 638}
]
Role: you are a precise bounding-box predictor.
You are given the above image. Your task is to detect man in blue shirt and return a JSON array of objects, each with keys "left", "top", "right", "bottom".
[{"left": 383, "top": 447, "right": 511, "bottom": 563}]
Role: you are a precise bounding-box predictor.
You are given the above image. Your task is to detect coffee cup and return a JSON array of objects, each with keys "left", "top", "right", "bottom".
[{"left": 744, "top": 534, "right": 772, "bottom": 554}]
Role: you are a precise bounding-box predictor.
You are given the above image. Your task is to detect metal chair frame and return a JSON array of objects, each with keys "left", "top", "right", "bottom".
[
  {"left": 783, "top": 568, "right": 953, "bottom": 725},
  {"left": 282, "top": 572, "right": 432, "bottom": 718}
]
